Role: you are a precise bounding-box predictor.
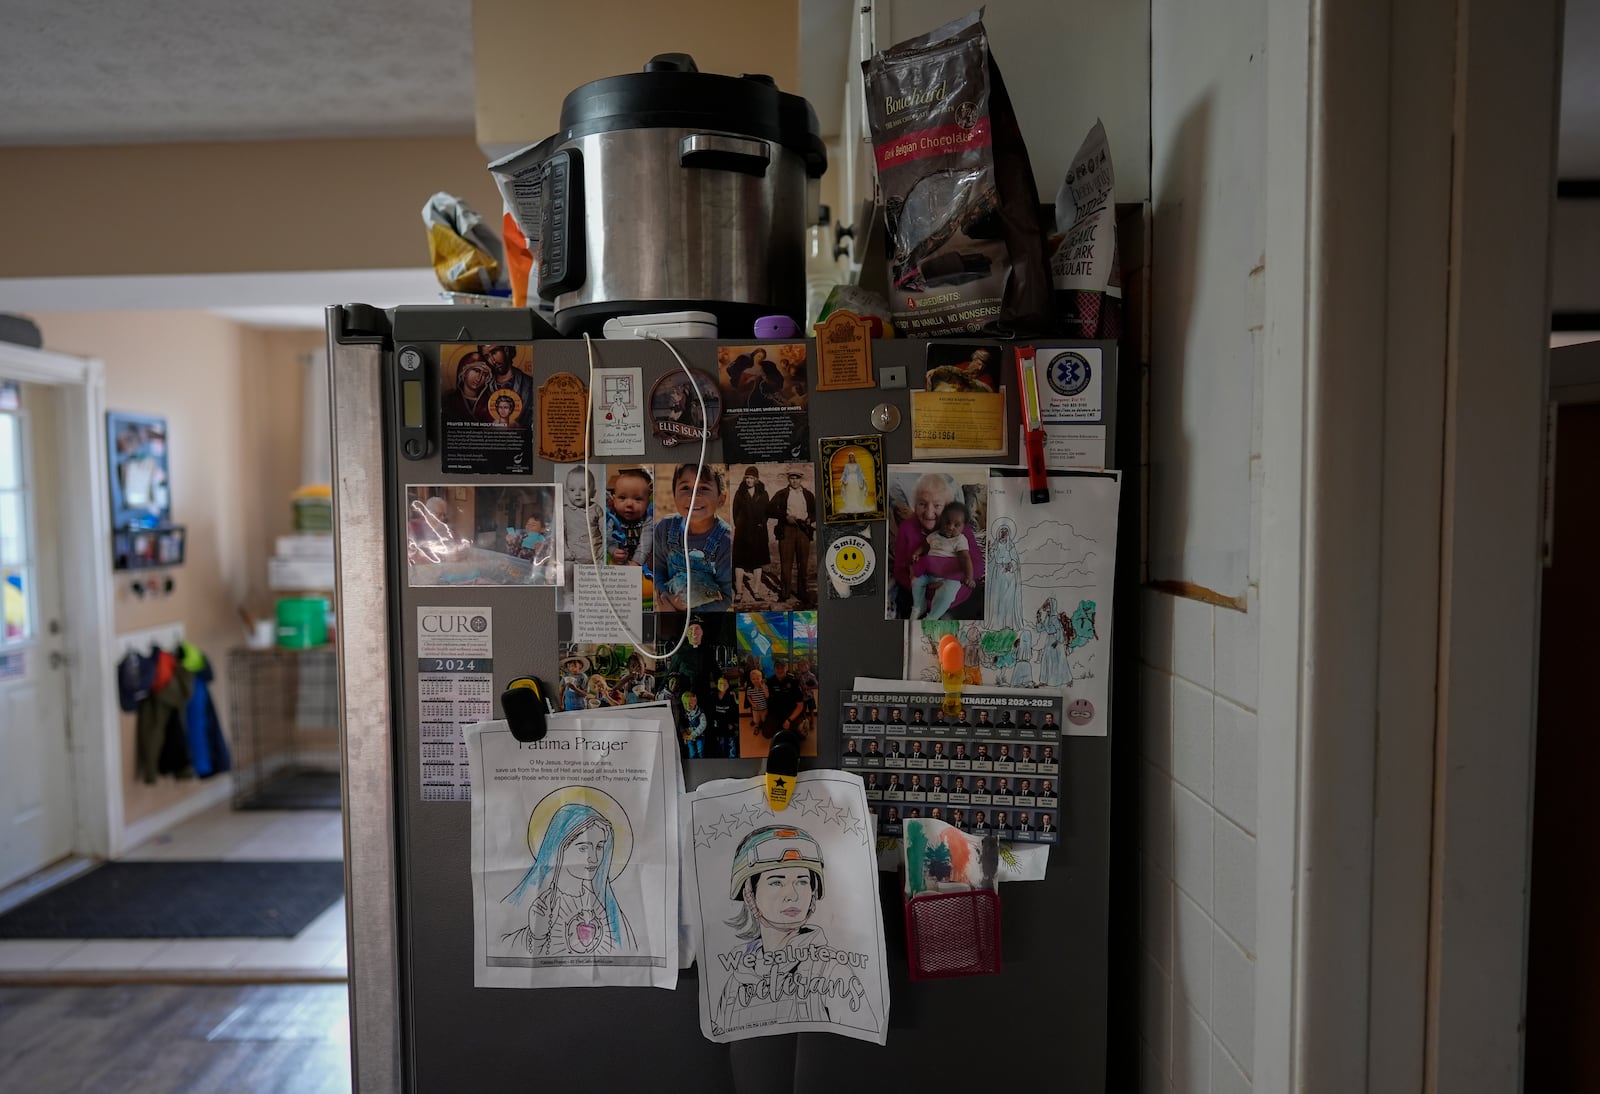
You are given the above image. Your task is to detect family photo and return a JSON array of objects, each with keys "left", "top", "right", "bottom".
[
  {"left": 729, "top": 463, "right": 818, "bottom": 611},
  {"left": 407, "top": 484, "right": 561, "bottom": 587},
  {"left": 884, "top": 465, "right": 989, "bottom": 621}
]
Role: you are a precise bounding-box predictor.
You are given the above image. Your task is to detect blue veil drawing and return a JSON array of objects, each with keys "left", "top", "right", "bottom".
[{"left": 502, "top": 787, "right": 637, "bottom": 955}]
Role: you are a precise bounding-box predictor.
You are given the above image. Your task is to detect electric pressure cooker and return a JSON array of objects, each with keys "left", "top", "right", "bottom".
[{"left": 533, "top": 53, "right": 827, "bottom": 335}]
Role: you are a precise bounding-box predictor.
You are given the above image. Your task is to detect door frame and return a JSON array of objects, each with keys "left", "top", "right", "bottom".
[
  {"left": 0, "top": 341, "right": 121, "bottom": 863},
  {"left": 1255, "top": 0, "right": 1563, "bottom": 1087}
]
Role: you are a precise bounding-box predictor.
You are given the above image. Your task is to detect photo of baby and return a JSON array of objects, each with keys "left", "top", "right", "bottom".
[
  {"left": 885, "top": 466, "right": 988, "bottom": 620},
  {"left": 648, "top": 463, "right": 735, "bottom": 613},
  {"left": 407, "top": 484, "right": 561, "bottom": 587}
]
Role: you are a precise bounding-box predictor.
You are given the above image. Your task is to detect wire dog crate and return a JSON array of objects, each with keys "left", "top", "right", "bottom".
[{"left": 228, "top": 646, "right": 342, "bottom": 810}]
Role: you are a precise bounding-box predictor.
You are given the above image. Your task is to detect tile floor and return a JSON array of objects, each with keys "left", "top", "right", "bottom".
[{"left": 0, "top": 803, "right": 347, "bottom": 979}]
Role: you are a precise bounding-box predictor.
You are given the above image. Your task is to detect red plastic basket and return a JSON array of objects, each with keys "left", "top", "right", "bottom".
[{"left": 903, "top": 887, "right": 1003, "bottom": 980}]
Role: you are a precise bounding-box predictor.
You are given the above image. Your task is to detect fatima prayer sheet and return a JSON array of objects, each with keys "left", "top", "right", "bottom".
[{"left": 466, "top": 704, "right": 681, "bottom": 989}]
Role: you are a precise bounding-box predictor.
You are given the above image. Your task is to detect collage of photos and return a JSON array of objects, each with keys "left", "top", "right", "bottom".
[
  {"left": 560, "top": 461, "right": 819, "bottom": 617},
  {"left": 406, "top": 484, "right": 561, "bottom": 586},
  {"left": 839, "top": 691, "right": 1064, "bottom": 843},
  {"left": 556, "top": 610, "right": 817, "bottom": 761}
]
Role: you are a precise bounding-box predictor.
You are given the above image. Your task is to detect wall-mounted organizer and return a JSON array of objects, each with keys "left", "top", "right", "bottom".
[
  {"left": 112, "top": 524, "right": 185, "bottom": 572},
  {"left": 904, "top": 884, "right": 1003, "bottom": 980}
]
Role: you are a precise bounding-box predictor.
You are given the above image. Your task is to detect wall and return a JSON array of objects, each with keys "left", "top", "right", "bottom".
[
  {"left": 31, "top": 311, "right": 307, "bottom": 827},
  {"left": 0, "top": 137, "right": 502, "bottom": 279},
  {"left": 1552, "top": 197, "right": 1600, "bottom": 315},
  {"left": 1140, "top": 0, "right": 1266, "bottom": 1089},
  {"left": 238, "top": 328, "right": 322, "bottom": 618},
  {"left": 472, "top": 0, "right": 800, "bottom": 149}
]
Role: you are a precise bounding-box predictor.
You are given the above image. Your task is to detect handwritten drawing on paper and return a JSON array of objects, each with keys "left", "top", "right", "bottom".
[
  {"left": 467, "top": 709, "right": 680, "bottom": 988},
  {"left": 687, "top": 772, "right": 889, "bottom": 1044},
  {"left": 904, "top": 470, "right": 1120, "bottom": 735}
]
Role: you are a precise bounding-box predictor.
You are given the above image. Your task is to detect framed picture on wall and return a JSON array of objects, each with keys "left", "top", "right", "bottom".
[{"left": 106, "top": 411, "right": 171, "bottom": 529}]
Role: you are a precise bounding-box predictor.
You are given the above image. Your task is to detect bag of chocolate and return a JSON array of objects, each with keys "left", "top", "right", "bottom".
[
  {"left": 1050, "top": 120, "right": 1122, "bottom": 339},
  {"left": 863, "top": 9, "right": 1050, "bottom": 337}
]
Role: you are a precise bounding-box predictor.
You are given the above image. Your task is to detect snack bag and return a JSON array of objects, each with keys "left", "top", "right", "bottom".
[
  {"left": 422, "top": 192, "right": 505, "bottom": 294},
  {"left": 863, "top": 9, "right": 1050, "bottom": 337}
]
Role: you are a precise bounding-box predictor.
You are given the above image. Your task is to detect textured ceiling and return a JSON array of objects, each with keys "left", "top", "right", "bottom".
[{"left": 0, "top": 0, "right": 476, "bottom": 145}]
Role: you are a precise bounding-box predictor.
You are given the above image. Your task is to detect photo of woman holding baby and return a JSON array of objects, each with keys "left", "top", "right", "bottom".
[{"left": 885, "top": 467, "right": 988, "bottom": 620}]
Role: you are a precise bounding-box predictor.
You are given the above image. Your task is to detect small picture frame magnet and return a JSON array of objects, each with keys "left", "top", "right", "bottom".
[
  {"left": 818, "top": 434, "right": 887, "bottom": 524},
  {"left": 813, "top": 310, "right": 876, "bottom": 391},
  {"left": 536, "top": 373, "right": 589, "bottom": 463},
  {"left": 649, "top": 368, "right": 723, "bottom": 447}
]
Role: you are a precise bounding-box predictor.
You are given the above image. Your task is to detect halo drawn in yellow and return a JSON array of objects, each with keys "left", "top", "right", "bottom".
[
  {"left": 526, "top": 785, "right": 633, "bottom": 881},
  {"left": 486, "top": 387, "right": 524, "bottom": 423}
]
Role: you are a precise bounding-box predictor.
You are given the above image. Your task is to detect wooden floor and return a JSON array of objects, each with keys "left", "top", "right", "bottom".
[{"left": 0, "top": 983, "right": 351, "bottom": 1093}]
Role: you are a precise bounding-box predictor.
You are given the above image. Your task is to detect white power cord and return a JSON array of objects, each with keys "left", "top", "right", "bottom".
[{"left": 580, "top": 331, "right": 710, "bottom": 663}]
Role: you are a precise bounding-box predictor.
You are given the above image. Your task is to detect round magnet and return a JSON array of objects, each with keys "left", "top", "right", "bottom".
[
  {"left": 1067, "top": 698, "right": 1095, "bottom": 726},
  {"left": 824, "top": 534, "right": 876, "bottom": 587},
  {"left": 649, "top": 368, "right": 722, "bottom": 447},
  {"left": 870, "top": 402, "right": 901, "bottom": 432}
]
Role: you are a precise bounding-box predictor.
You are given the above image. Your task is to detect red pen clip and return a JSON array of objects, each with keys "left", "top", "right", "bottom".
[{"left": 1014, "top": 345, "right": 1050, "bottom": 503}]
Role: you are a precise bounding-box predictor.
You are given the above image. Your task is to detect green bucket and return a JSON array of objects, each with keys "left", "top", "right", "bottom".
[{"left": 276, "top": 597, "right": 329, "bottom": 649}]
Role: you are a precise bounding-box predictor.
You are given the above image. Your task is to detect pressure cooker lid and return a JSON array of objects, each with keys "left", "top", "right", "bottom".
[{"left": 558, "top": 53, "right": 827, "bottom": 178}]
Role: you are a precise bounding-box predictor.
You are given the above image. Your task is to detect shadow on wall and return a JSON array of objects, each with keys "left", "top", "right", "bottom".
[{"left": 1147, "top": 92, "right": 1210, "bottom": 589}]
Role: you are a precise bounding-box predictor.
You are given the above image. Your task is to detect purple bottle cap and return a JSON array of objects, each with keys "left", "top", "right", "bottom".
[{"left": 754, "top": 315, "right": 802, "bottom": 340}]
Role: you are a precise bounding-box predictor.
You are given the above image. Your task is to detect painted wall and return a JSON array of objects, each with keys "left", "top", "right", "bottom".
[
  {"left": 0, "top": 137, "right": 502, "bottom": 280},
  {"left": 1140, "top": 0, "right": 1267, "bottom": 1089},
  {"left": 472, "top": 0, "right": 800, "bottom": 148},
  {"left": 1552, "top": 199, "right": 1600, "bottom": 315},
  {"left": 31, "top": 311, "right": 310, "bottom": 826}
]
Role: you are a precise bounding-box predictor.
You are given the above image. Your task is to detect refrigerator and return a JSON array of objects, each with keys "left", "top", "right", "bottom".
[{"left": 327, "top": 303, "right": 1135, "bottom": 1092}]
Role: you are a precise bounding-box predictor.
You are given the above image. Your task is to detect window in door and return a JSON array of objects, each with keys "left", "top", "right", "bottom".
[{"left": 0, "top": 409, "right": 34, "bottom": 646}]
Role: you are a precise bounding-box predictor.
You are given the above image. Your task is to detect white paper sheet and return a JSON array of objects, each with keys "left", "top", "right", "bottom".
[
  {"left": 903, "top": 470, "right": 1120, "bottom": 736},
  {"left": 571, "top": 564, "right": 644, "bottom": 643},
  {"left": 686, "top": 771, "right": 890, "bottom": 1045},
  {"left": 466, "top": 704, "right": 681, "bottom": 988}
]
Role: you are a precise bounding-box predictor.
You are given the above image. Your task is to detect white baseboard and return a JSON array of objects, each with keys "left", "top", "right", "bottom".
[{"left": 115, "top": 775, "right": 235, "bottom": 858}]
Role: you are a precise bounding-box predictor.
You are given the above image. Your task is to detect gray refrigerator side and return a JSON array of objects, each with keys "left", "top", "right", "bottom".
[
  {"left": 328, "top": 327, "right": 403, "bottom": 1093},
  {"left": 331, "top": 306, "right": 1116, "bottom": 1093}
]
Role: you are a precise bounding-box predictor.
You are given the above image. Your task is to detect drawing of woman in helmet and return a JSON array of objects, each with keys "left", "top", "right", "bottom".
[{"left": 713, "top": 825, "right": 876, "bottom": 1035}]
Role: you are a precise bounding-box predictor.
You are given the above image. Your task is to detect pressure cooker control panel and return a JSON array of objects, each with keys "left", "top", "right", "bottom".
[{"left": 537, "top": 149, "right": 585, "bottom": 299}]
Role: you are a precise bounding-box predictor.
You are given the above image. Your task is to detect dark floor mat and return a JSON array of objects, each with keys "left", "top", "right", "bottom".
[
  {"left": 0, "top": 862, "right": 345, "bottom": 939},
  {"left": 237, "top": 770, "right": 342, "bottom": 811}
]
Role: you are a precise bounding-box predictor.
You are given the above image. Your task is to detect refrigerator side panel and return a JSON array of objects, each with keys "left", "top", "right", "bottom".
[{"left": 329, "top": 331, "right": 405, "bottom": 1093}]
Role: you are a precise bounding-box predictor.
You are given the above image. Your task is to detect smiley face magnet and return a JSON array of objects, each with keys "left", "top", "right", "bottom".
[{"left": 823, "top": 525, "right": 879, "bottom": 600}]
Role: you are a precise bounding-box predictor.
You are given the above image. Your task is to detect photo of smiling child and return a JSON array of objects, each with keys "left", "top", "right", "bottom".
[
  {"left": 885, "top": 465, "right": 988, "bottom": 620},
  {"left": 649, "top": 463, "right": 735, "bottom": 612}
]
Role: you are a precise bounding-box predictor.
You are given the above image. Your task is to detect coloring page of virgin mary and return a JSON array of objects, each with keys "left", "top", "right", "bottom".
[{"left": 501, "top": 786, "right": 638, "bottom": 957}]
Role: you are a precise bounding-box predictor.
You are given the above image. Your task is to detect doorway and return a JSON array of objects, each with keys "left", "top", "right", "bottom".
[
  {"left": 0, "top": 342, "right": 118, "bottom": 881},
  {"left": 0, "top": 380, "right": 75, "bottom": 889}
]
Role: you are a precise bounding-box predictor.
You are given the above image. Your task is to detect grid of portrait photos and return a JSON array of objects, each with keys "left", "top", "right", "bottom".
[
  {"left": 556, "top": 610, "right": 818, "bottom": 762},
  {"left": 840, "top": 691, "right": 1064, "bottom": 842}
]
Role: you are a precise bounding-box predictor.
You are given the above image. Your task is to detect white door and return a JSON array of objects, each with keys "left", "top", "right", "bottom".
[{"left": 0, "top": 380, "right": 75, "bottom": 889}]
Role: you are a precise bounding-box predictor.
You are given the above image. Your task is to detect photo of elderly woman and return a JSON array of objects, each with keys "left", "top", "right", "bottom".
[{"left": 885, "top": 465, "right": 988, "bottom": 620}]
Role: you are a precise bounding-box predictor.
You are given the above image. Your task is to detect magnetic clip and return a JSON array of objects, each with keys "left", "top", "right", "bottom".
[
  {"left": 764, "top": 729, "right": 803, "bottom": 811},
  {"left": 939, "top": 635, "right": 965, "bottom": 721},
  {"left": 503, "top": 676, "right": 552, "bottom": 742}
]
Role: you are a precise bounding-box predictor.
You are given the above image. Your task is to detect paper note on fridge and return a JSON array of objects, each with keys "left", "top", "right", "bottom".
[
  {"left": 686, "top": 771, "right": 890, "bottom": 1045},
  {"left": 465, "top": 705, "right": 682, "bottom": 989}
]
